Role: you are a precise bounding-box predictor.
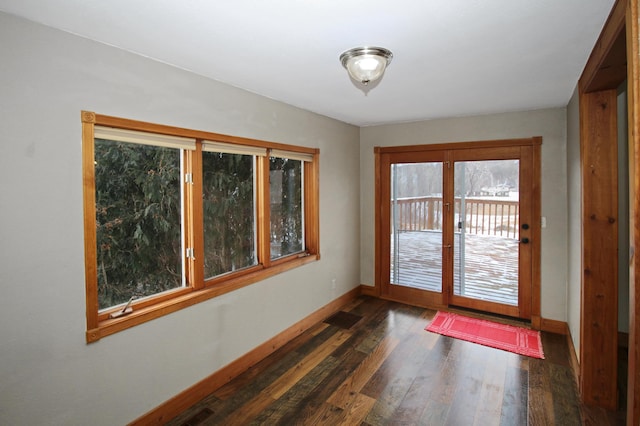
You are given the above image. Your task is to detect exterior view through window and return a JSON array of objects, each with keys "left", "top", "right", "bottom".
[
  {"left": 378, "top": 139, "right": 539, "bottom": 320},
  {"left": 82, "top": 111, "right": 319, "bottom": 342},
  {"left": 270, "top": 157, "right": 303, "bottom": 259},
  {"left": 453, "top": 160, "right": 520, "bottom": 306},
  {"left": 389, "top": 159, "right": 522, "bottom": 305},
  {"left": 203, "top": 151, "right": 257, "bottom": 280},
  {"left": 390, "top": 162, "right": 443, "bottom": 292},
  {"left": 94, "top": 139, "right": 185, "bottom": 310}
]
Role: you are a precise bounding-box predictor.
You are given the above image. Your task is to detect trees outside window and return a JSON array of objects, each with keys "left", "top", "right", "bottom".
[
  {"left": 269, "top": 157, "right": 303, "bottom": 259},
  {"left": 82, "top": 111, "right": 319, "bottom": 342},
  {"left": 94, "top": 140, "right": 184, "bottom": 309},
  {"left": 203, "top": 151, "right": 257, "bottom": 279}
]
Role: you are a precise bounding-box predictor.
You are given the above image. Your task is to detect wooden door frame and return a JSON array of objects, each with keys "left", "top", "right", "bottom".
[
  {"left": 377, "top": 149, "right": 448, "bottom": 309},
  {"left": 373, "top": 138, "right": 541, "bottom": 321},
  {"left": 448, "top": 145, "right": 535, "bottom": 319},
  {"left": 578, "top": 0, "right": 640, "bottom": 421},
  {"left": 627, "top": 0, "right": 639, "bottom": 422}
]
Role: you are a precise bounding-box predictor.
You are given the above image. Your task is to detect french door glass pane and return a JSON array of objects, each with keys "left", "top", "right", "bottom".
[
  {"left": 453, "top": 160, "right": 520, "bottom": 305},
  {"left": 390, "top": 162, "right": 443, "bottom": 292}
]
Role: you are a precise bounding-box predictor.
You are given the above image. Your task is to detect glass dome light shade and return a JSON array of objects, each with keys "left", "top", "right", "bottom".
[{"left": 340, "top": 47, "right": 393, "bottom": 86}]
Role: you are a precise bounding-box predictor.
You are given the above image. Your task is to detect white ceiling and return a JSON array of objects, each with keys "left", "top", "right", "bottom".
[{"left": 0, "top": 0, "right": 615, "bottom": 126}]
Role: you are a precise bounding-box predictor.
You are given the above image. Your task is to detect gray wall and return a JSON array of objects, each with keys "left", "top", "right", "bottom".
[
  {"left": 360, "top": 109, "right": 569, "bottom": 321},
  {"left": 0, "top": 13, "right": 360, "bottom": 425}
]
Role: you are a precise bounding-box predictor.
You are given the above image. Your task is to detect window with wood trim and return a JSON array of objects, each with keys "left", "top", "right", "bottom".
[{"left": 82, "top": 111, "right": 320, "bottom": 343}]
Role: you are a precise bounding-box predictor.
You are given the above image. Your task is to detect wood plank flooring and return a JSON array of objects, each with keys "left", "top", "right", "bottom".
[{"left": 166, "top": 297, "right": 621, "bottom": 425}]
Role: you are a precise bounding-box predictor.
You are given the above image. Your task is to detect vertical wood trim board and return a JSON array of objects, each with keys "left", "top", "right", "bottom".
[
  {"left": 531, "top": 140, "right": 543, "bottom": 322},
  {"left": 579, "top": 89, "right": 619, "bottom": 410},
  {"left": 627, "top": 0, "right": 640, "bottom": 422},
  {"left": 374, "top": 147, "right": 382, "bottom": 295}
]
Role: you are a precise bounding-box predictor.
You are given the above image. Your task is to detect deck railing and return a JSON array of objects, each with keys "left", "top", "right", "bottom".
[{"left": 393, "top": 196, "right": 519, "bottom": 238}]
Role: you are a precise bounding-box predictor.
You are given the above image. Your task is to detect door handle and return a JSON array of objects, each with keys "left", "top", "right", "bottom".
[{"left": 521, "top": 237, "right": 530, "bottom": 244}]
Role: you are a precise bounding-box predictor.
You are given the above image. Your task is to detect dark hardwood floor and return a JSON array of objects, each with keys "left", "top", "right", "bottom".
[{"left": 167, "top": 296, "right": 623, "bottom": 425}]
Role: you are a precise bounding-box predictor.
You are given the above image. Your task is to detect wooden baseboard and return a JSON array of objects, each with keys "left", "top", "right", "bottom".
[
  {"left": 129, "top": 287, "right": 361, "bottom": 425},
  {"left": 539, "top": 317, "right": 569, "bottom": 335},
  {"left": 566, "top": 328, "right": 580, "bottom": 388},
  {"left": 531, "top": 315, "right": 541, "bottom": 330},
  {"left": 564, "top": 330, "right": 628, "bottom": 395},
  {"left": 359, "top": 284, "right": 380, "bottom": 297}
]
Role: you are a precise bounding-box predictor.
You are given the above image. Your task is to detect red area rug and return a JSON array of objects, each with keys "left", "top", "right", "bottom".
[{"left": 425, "top": 311, "right": 544, "bottom": 359}]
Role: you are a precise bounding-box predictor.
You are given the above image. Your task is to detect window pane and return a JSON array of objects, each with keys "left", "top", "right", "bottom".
[
  {"left": 390, "top": 162, "right": 443, "bottom": 292},
  {"left": 270, "top": 157, "right": 303, "bottom": 259},
  {"left": 94, "top": 140, "right": 184, "bottom": 310},
  {"left": 203, "top": 152, "right": 257, "bottom": 279}
]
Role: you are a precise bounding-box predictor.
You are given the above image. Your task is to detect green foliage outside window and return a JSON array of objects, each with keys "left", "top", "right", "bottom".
[
  {"left": 203, "top": 152, "right": 256, "bottom": 278},
  {"left": 270, "top": 157, "right": 303, "bottom": 258},
  {"left": 93, "top": 140, "right": 306, "bottom": 311},
  {"left": 94, "top": 140, "right": 183, "bottom": 310}
]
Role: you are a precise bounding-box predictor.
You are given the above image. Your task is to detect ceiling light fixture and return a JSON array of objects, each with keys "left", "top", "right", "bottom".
[{"left": 340, "top": 46, "right": 393, "bottom": 86}]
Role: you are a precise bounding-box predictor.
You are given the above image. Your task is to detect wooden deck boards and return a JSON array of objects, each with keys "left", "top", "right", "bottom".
[{"left": 391, "top": 230, "right": 519, "bottom": 305}]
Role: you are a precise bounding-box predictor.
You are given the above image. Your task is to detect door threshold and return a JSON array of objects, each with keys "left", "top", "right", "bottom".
[{"left": 447, "top": 305, "right": 531, "bottom": 328}]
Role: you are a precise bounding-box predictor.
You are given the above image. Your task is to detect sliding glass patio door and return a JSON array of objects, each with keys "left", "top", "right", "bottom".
[
  {"left": 378, "top": 141, "right": 538, "bottom": 320},
  {"left": 390, "top": 161, "right": 444, "bottom": 293}
]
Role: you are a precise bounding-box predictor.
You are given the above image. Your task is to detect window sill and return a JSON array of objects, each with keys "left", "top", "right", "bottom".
[{"left": 86, "top": 253, "right": 319, "bottom": 343}]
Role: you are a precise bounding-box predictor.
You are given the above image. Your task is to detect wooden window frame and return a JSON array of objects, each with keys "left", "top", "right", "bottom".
[{"left": 81, "top": 111, "right": 320, "bottom": 343}]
